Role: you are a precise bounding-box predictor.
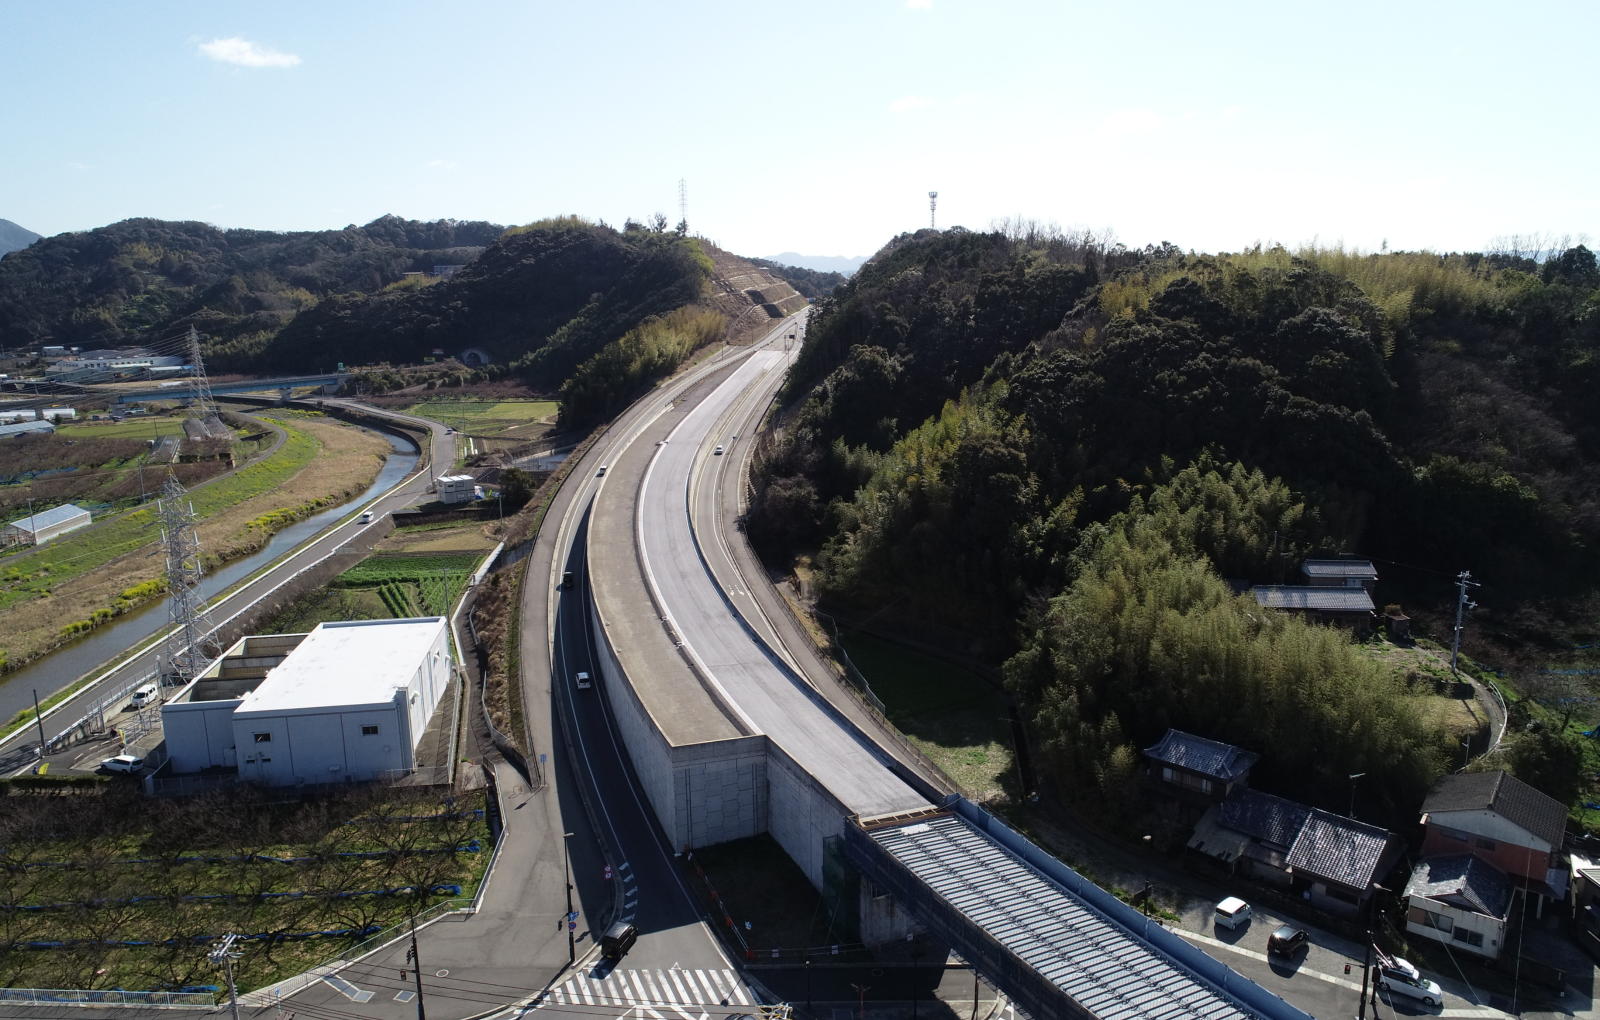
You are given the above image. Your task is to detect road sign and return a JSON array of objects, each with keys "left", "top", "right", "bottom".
[
  {"left": 567, "top": 911, "right": 579, "bottom": 922},
  {"left": 568, "top": 921, "right": 577, "bottom": 931}
]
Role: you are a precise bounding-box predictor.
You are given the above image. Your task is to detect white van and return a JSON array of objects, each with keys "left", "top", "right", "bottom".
[
  {"left": 1213, "top": 896, "right": 1252, "bottom": 930},
  {"left": 129, "top": 683, "right": 159, "bottom": 709},
  {"left": 574, "top": 671, "right": 592, "bottom": 690}
]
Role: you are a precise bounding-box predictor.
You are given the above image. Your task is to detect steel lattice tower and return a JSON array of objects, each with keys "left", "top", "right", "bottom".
[
  {"left": 158, "top": 476, "right": 220, "bottom": 684},
  {"left": 186, "top": 325, "right": 219, "bottom": 420}
]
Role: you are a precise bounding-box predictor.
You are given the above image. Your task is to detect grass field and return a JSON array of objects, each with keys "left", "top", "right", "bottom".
[
  {"left": 401, "top": 398, "right": 557, "bottom": 437},
  {"left": 53, "top": 418, "right": 187, "bottom": 440},
  {"left": 0, "top": 785, "right": 490, "bottom": 993},
  {"left": 838, "top": 631, "right": 1017, "bottom": 801}
]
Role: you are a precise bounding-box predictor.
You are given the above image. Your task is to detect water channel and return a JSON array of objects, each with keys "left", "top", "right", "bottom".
[{"left": 0, "top": 423, "right": 418, "bottom": 722}]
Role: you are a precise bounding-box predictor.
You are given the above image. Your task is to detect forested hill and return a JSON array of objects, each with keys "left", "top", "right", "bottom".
[
  {"left": 751, "top": 227, "right": 1600, "bottom": 820},
  {"left": 240, "top": 218, "right": 718, "bottom": 387},
  {"left": 0, "top": 215, "right": 502, "bottom": 350},
  {"left": 0, "top": 218, "right": 40, "bottom": 256}
]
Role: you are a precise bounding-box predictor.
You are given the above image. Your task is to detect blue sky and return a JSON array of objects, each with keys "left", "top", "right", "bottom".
[{"left": 3, "top": 0, "right": 1595, "bottom": 260}]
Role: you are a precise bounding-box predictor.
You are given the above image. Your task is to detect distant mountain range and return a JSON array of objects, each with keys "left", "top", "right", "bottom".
[
  {"left": 763, "top": 252, "right": 866, "bottom": 276},
  {"left": 0, "top": 219, "right": 41, "bottom": 256}
]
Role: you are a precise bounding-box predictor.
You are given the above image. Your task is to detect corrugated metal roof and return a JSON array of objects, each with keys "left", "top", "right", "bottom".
[
  {"left": 1142, "top": 729, "right": 1259, "bottom": 781},
  {"left": 871, "top": 813, "right": 1260, "bottom": 1020},
  {"left": 7, "top": 503, "right": 90, "bottom": 534},
  {"left": 1250, "top": 586, "right": 1375, "bottom": 613},
  {"left": 0, "top": 419, "right": 55, "bottom": 438},
  {"left": 1301, "top": 559, "right": 1378, "bottom": 580}
]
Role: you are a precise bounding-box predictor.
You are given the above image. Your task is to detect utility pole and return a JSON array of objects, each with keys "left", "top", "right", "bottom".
[
  {"left": 1348, "top": 772, "right": 1365, "bottom": 819},
  {"left": 1356, "top": 928, "right": 1373, "bottom": 1020},
  {"left": 208, "top": 933, "right": 242, "bottom": 1020},
  {"left": 563, "top": 831, "right": 576, "bottom": 963},
  {"left": 406, "top": 913, "right": 427, "bottom": 1020},
  {"left": 31, "top": 689, "right": 46, "bottom": 759},
  {"left": 1450, "top": 570, "right": 1480, "bottom": 674},
  {"left": 850, "top": 983, "right": 870, "bottom": 1020}
]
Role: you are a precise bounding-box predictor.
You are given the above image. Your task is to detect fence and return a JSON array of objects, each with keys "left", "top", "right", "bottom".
[{"left": 0, "top": 987, "right": 214, "bottom": 1009}]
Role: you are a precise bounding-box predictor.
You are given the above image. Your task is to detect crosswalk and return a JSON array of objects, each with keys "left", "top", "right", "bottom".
[{"left": 535, "top": 967, "right": 752, "bottom": 1017}]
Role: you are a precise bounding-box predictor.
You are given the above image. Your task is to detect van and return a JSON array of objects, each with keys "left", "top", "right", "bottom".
[
  {"left": 1378, "top": 959, "right": 1442, "bottom": 1008},
  {"left": 129, "top": 683, "right": 159, "bottom": 710},
  {"left": 600, "top": 921, "right": 637, "bottom": 961},
  {"left": 1213, "top": 896, "right": 1252, "bottom": 930}
]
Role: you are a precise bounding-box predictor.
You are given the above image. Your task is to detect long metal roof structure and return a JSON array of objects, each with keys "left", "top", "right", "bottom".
[{"left": 862, "top": 810, "right": 1294, "bottom": 1020}]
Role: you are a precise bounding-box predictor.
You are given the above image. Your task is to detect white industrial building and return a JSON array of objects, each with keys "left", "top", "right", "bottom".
[
  {"left": 161, "top": 617, "right": 452, "bottom": 786},
  {"left": 3, "top": 503, "right": 91, "bottom": 546},
  {"left": 435, "top": 474, "right": 478, "bottom": 504}
]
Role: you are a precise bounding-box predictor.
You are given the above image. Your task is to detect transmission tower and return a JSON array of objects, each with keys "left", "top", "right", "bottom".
[
  {"left": 186, "top": 326, "right": 219, "bottom": 421},
  {"left": 678, "top": 178, "right": 688, "bottom": 233},
  {"left": 159, "top": 476, "right": 221, "bottom": 685},
  {"left": 929, "top": 191, "right": 939, "bottom": 230}
]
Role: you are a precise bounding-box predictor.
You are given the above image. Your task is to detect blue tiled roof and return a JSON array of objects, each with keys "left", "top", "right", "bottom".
[
  {"left": 1406, "top": 854, "right": 1512, "bottom": 919},
  {"left": 1251, "top": 586, "right": 1375, "bottom": 613},
  {"left": 1218, "top": 789, "right": 1309, "bottom": 849},
  {"left": 1142, "top": 729, "right": 1259, "bottom": 782}
]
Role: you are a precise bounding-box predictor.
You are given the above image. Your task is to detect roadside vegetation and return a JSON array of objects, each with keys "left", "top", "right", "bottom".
[{"left": 0, "top": 783, "right": 489, "bottom": 993}]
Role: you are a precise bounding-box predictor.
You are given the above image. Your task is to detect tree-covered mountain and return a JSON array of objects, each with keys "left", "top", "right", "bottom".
[
  {"left": 0, "top": 219, "right": 41, "bottom": 257},
  {"left": 763, "top": 252, "right": 865, "bottom": 275},
  {"left": 0, "top": 215, "right": 502, "bottom": 350},
  {"left": 751, "top": 226, "right": 1600, "bottom": 821},
  {"left": 751, "top": 258, "right": 847, "bottom": 300},
  {"left": 236, "top": 218, "right": 716, "bottom": 389}
]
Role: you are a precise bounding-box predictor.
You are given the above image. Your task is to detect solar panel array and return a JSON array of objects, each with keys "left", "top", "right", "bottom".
[{"left": 871, "top": 814, "right": 1261, "bottom": 1020}]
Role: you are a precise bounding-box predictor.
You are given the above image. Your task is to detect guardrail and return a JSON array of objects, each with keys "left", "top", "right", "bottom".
[{"left": 0, "top": 987, "right": 214, "bottom": 1009}]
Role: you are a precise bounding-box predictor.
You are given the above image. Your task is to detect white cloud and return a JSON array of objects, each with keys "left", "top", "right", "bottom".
[
  {"left": 198, "top": 37, "right": 301, "bottom": 69},
  {"left": 888, "top": 95, "right": 933, "bottom": 114},
  {"left": 905, "top": 0, "right": 933, "bottom": 8}
]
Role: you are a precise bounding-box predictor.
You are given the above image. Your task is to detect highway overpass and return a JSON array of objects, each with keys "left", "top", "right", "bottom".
[{"left": 577, "top": 315, "right": 1314, "bottom": 1020}]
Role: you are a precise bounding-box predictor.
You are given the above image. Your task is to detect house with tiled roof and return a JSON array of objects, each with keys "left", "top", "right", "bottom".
[
  {"left": 1418, "top": 770, "right": 1569, "bottom": 914},
  {"left": 1141, "top": 729, "right": 1259, "bottom": 804},
  {"left": 1404, "top": 854, "right": 1513, "bottom": 959},
  {"left": 1251, "top": 585, "right": 1376, "bottom": 633},
  {"left": 1301, "top": 558, "right": 1379, "bottom": 592},
  {"left": 1188, "top": 787, "right": 1402, "bottom": 916}
]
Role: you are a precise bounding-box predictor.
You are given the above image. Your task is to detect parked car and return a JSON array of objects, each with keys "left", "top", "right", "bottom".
[
  {"left": 1378, "top": 958, "right": 1442, "bottom": 1008},
  {"left": 1214, "top": 896, "right": 1252, "bottom": 930},
  {"left": 1267, "top": 925, "right": 1309, "bottom": 958},
  {"left": 100, "top": 754, "right": 143, "bottom": 774},
  {"left": 575, "top": 671, "right": 592, "bottom": 690}
]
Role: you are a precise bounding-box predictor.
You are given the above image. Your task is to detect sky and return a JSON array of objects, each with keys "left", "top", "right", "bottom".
[{"left": 3, "top": 0, "right": 1596, "bottom": 261}]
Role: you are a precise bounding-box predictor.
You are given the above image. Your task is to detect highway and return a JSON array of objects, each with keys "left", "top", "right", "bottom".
[{"left": 0, "top": 402, "right": 455, "bottom": 774}]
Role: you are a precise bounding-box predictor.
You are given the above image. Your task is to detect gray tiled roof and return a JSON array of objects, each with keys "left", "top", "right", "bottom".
[
  {"left": 1218, "top": 789, "right": 1309, "bottom": 850},
  {"left": 1218, "top": 789, "right": 1398, "bottom": 890},
  {"left": 1251, "top": 586, "right": 1375, "bottom": 613},
  {"left": 1302, "top": 559, "right": 1379, "bottom": 580},
  {"left": 7, "top": 503, "right": 90, "bottom": 534},
  {"left": 1143, "top": 729, "right": 1260, "bottom": 782},
  {"left": 1422, "top": 771, "right": 1567, "bottom": 849},
  {"left": 1406, "top": 854, "right": 1512, "bottom": 918}
]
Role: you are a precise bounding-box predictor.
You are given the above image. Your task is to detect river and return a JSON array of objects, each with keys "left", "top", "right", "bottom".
[{"left": 0, "top": 428, "right": 418, "bottom": 722}]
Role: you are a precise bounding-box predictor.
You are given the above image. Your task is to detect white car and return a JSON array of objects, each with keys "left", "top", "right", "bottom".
[
  {"left": 1213, "top": 896, "right": 1252, "bottom": 930},
  {"left": 101, "top": 754, "right": 143, "bottom": 774},
  {"left": 1378, "top": 958, "right": 1442, "bottom": 1008},
  {"left": 714, "top": 445, "right": 725, "bottom": 455},
  {"left": 575, "top": 671, "right": 592, "bottom": 690}
]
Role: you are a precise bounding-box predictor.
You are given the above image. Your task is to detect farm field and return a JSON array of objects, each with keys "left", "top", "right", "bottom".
[
  {"left": 401, "top": 398, "right": 557, "bottom": 459},
  {"left": 0, "top": 415, "right": 389, "bottom": 677},
  {"left": 0, "top": 784, "right": 490, "bottom": 994},
  {"left": 53, "top": 418, "right": 188, "bottom": 440},
  {"left": 262, "top": 550, "right": 485, "bottom": 635}
]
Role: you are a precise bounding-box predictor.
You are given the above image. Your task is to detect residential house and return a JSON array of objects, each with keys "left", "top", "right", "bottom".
[
  {"left": 1302, "top": 558, "right": 1379, "bottom": 592},
  {"left": 1405, "top": 854, "right": 1512, "bottom": 959},
  {"left": 1188, "top": 788, "right": 1401, "bottom": 916},
  {"left": 1251, "top": 585, "right": 1375, "bottom": 633},
  {"left": 1142, "top": 729, "right": 1259, "bottom": 804},
  {"left": 1418, "top": 770, "right": 1568, "bottom": 915}
]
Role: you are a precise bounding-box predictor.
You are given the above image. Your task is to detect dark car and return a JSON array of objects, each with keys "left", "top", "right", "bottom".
[{"left": 1267, "top": 924, "right": 1309, "bottom": 958}]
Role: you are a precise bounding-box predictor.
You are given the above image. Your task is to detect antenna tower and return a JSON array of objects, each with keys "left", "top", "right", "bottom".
[
  {"left": 158, "top": 476, "right": 220, "bottom": 685},
  {"left": 929, "top": 191, "right": 939, "bottom": 230},
  {"left": 678, "top": 178, "right": 688, "bottom": 232}
]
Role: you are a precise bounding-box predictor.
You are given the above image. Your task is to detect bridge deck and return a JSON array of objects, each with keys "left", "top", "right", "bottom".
[{"left": 862, "top": 811, "right": 1273, "bottom": 1020}]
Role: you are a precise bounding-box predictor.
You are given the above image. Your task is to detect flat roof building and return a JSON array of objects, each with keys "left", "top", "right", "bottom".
[{"left": 162, "top": 618, "right": 451, "bottom": 786}]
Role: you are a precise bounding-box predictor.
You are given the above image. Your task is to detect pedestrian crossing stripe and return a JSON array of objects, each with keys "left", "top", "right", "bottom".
[{"left": 541, "top": 967, "right": 750, "bottom": 1012}]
